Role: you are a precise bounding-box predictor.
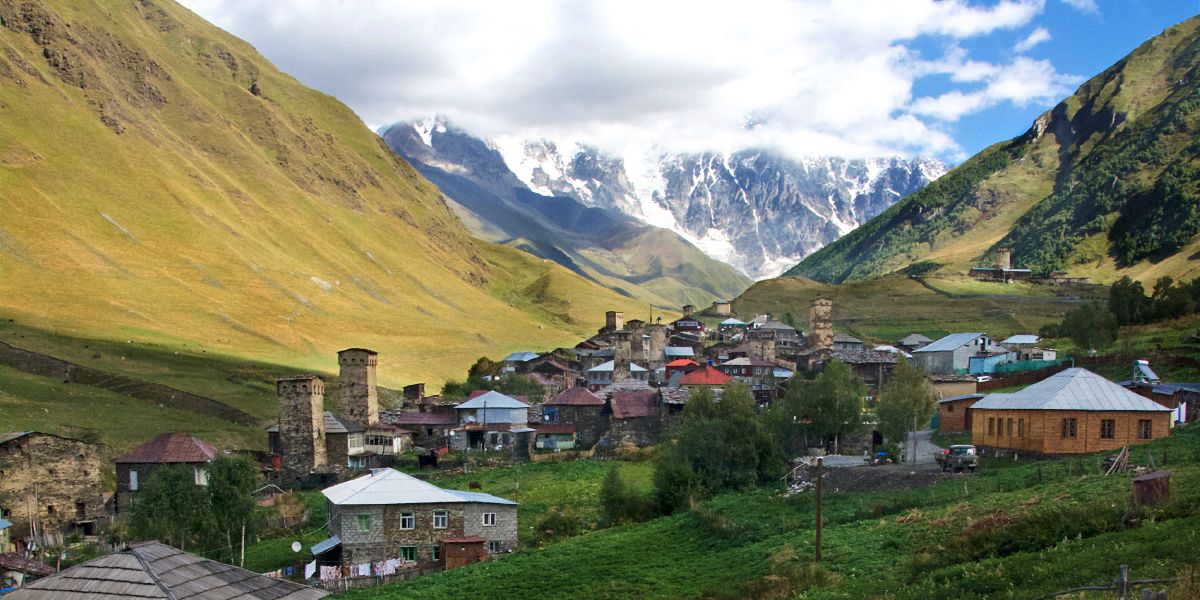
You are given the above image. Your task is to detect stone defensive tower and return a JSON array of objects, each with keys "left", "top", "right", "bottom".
[
  {"left": 647, "top": 323, "right": 668, "bottom": 370},
  {"left": 994, "top": 247, "right": 1012, "bottom": 271},
  {"left": 277, "top": 375, "right": 326, "bottom": 478},
  {"left": 612, "top": 331, "right": 632, "bottom": 380},
  {"left": 747, "top": 329, "right": 777, "bottom": 363},
  {"left": 808, "top": 298, "right": 834, "bottom": 350},
  {"left": 337, "top": 348, "right": 379, "bottom": 426},
  {"left": 605, "top": 311, "right": 625, "bottom": 333}
]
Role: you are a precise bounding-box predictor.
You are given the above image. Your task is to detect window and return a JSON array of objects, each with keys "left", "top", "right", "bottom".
[
  {"left": 1138, "top": 419, "right": 1153, "bottom": 440},
  {"left": 1100, "top": 419, "right": 1115, "bottom": 439},
  {"left": 482, "top": 512, "right": 496, "bottom": 527},
  {"left": 399, "top": 546, "right": 417, "bottom": 561},
  {"left": 194, "top": 467, "right": 208, "bottom": 486},
  {"left": 488, "top": 541, "right": 502, "bottom": 553},
  {"left": 1007, "top": 418, "right": 1014, "bottom": 437},
  {"left": 1062, "top": 418, "right": 1077, "bottom": 438},
  {"left": 433, "top": 510, "right": 448, "bottom": 529},
  {"left": 997, "top": 418, "right": 1004, "bottom": 436},
  {"left": 988, "top": 418, "right": 995, "bottom": 436},
  {"left": 947, "top": 405, "right": 954, "bottom": 412},
  {"left": 130, "top": 470, "right": 139, "bottom": 491},
  {"left": 355, "top": 514, "right": 371, "bottom": 531},
  {"left": 431, "top": 545, "right": 440, "bottom": 562},
  {"left": 400, "top": 512, "right": 415, "bottom": 530},
  {"left": 1018, "top": 419, "right": 1025, "bottom": 439}
]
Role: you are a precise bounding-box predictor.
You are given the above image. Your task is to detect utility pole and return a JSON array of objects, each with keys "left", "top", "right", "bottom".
[
  {"left": 240, "top": 522, "right": 246, "bottom": 567},
  {"left": 815, "top": 456, "right": 824, "bottom": 563}
]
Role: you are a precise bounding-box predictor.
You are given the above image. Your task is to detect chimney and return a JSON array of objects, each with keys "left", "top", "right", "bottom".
[{"left": 337, "top": 348, "right": 379, "bottom": 426}]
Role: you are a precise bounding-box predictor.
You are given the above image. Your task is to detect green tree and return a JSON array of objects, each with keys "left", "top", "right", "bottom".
[
  {"left": 796, "top": 361, "right": 866, "bottom": 453},
  {"left": 1151, "top": 276, "right": 1195, "bottom": 321},
  {"left": 1059, "top": 301, "right": 1119, "bottom": 353},
  {"left": 207, "top": 456, "right": 260, "bottom": 564},
  {"left": 598, "top": 467, "right": 630, "bottom": 527},
  {"left": 653, "top": 384, "right": 781, "bottom": 513},
  {"left": 765, "top": 376, "right": 819, "bottom": 458},
  {"left": 130, "top": 464, "right": 213, "bottom": 551},
  {"left": 1109, "top": 276, "right": 1150, "bottom": 325},
  {"left": 876, "top": 358, "right": 936, "bottom": 460},
  {"left": 495, "top": 374, "right": 546, "bottom": 400}
]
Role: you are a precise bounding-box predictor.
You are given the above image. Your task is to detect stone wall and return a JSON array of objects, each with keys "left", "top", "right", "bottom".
[
  {"left": 278, "top": 375, "right": 326, "bottom": 478},
  {"left": 608, "top": 416, "right": 662, "bottom": 447},
  {"left": 462, "top": 504, "right": 518, "bottom": 554},
  {"left": 338, "top": 349, "right": 379, "bottom": 427},
  {"left": 331, "top": 502, "right": 516, "bottom": 566},
  {"left": 114, "top": 461, "right": 205, "bottom": 514},
  {"left": 0, "top": 433, "right": 105, "bottom": 540},
  {"left": 558, "top": 405, "right": 609, "bottom": 449},
  {"left": 807, "top": 298, "right": 833, "bottom": 350}
]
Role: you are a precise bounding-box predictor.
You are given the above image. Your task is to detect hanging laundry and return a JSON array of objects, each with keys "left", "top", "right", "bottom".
[{"left": 304, "top": 560, "right": 317, "bottom": 580}]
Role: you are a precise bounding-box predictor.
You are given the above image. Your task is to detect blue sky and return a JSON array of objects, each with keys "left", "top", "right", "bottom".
[{"left": 183, "top": 0, "right": 1198, "bottom": 164}]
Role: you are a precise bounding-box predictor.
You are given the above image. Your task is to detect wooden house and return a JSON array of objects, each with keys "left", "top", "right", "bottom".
[{"left": 970, "top": 368, "right": 1172, "bottom": 454}]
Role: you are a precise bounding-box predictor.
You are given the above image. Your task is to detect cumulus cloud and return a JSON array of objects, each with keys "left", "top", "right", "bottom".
[
  {"left": 180, "top": 0, "right": 1077, "bottom": 159},
  {"left": 1058, "top": 0, "right": 1100, "bottom": 14},
  {"left": 1015, "top": 27, "right": 1052, "bottom": 52}
]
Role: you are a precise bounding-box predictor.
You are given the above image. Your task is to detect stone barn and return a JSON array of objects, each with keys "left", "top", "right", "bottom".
[{"left": 0, "top": 432, "right": 106, "bottom": 546}]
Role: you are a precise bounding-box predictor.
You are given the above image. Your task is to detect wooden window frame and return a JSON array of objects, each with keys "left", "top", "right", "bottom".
[
  {"left": 1099, "top": 419, "right": 1115, "bottom": 439},
  {"left": 1061, "top": 418, "right": 1077, "bottom": 439}
]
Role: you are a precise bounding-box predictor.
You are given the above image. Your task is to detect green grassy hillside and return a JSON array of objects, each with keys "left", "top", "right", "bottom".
[
  {"left": 349, "top": 427, "right": 1200, "bottom": 600},
  {"left": 0, "top": 0, "right": 654, "bottom": 389},
  {"left": 733, "top": 274, "right": 1104, "bottom": 344},
  {"left": 791, "top": 16, "right": 1200, "bottom": 287}
]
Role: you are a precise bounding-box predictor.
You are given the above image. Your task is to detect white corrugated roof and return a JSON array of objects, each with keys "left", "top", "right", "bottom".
[
  {"left": 322, "top": 468, "right": 517, "bottom": 506},
  {"left": 1001, "top": 335, "right": 1040, "bottom": 346},
  {"left": 971, "top": 369, "right": 1172, "bottom": 412},
  {"left": 454, "top": 391, "right": 528, "bottom": 409},
  {"left": 914, "top": 333, "right": 986, "bottom": 353},
  {"left": 502, "top": 351, "right": 539, "bottom": 362},
  {"left": 588, "top": 360, "right": 647, "bottom": 373},
  {"left": 665, "top": 347, "right": 695, "bottom": 357}
]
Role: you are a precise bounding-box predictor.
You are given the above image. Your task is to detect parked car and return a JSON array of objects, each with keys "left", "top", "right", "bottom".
[{"left": 936, "top": 444, "right": 978, "bottom": 472}]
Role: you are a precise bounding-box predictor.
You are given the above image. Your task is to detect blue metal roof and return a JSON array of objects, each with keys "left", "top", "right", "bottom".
[
  {"left": 454, "top": 391, "right": 528, "bottom": 409},
  {"left": 665, "top": 347, "right": 695, "bottom": 357},
  {"left": 311, "top": 535, "right": 341, "bottom": 555},
  {"left": 0, "top": 518, "right": 11, "bottom": 530},
  {"left": 914, "top": 333, "right": 986, "bottom": 353}
]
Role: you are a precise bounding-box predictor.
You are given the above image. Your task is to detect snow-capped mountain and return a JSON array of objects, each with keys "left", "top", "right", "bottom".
[{"left": 487, "top": 138, "right": 946, "bottom": 279}]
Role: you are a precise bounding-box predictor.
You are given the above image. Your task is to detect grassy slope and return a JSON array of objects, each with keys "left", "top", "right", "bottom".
[
  {"left": 0, "top": 0, "right": 653, "bottom": 391},
  {"left": 732, "top": 274, "right": 1105, "bottom": 344},
  {"left": 351, "top": 426, "right": 1200, "bottom": 600},
  {"left": 791, "top": 16, "right": 1200, "bottom": 286}
]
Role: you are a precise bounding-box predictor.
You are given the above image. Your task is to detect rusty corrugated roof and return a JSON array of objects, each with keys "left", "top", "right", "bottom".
[{"left": 114, "top": 433, "right": 216, "bottom": 464}]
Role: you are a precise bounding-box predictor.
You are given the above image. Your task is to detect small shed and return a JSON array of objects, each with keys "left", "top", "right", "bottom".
[
  {"left": 440, "top": 536, "right": 489, "bottom": 569},
  {"left": 1131, "top": 470, "right": 1172, "bottom": 508}
]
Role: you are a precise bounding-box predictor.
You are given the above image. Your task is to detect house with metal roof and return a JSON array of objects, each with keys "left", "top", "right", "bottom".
[
  {"left": 542, "top": 387, "right": 608, "bottom": 448},
  {"left": 970, "top": 368, "right": 1173, "bottom": 454},
  {"left": 318, "top": 468, "right": 517, "bottom": 569},
  {"left": 114, "top": 432, "right": 217, "bottom": 514},
  {"left": 586, "top": 360, "right": 648, "bottom": 389},
  {"left": 912, "top": 333, "right": 999, "bottom": 374},
  {"left": 937, "top": 394, "right": 985, "bottom": 433},
  {"left": 4, "top": 541, "right": 327, "bottom": 599},
  {"left": 758, "top": 320, "right": 802, "bottom": 348},
  {"left": 451, "top": 392, "right": 530, "bottom": 452},
  {"left": 898, "top": 333, "right": 933, "bottom": 352},
  {"left": 832, "top": 333, "right": 865, "bottom": 351}
]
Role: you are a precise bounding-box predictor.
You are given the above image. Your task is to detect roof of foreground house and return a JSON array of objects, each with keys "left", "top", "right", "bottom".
[
  {"left": 114, "top": 432, "right": 217, "bottom": 464},
  {"left": 4, "top": 542, "right": 327, "bottom": 599},
  {"left": 323, "top": 468, "right": 517, "bottom": 506},
  {"left": 972, "top": 369, "right": 1173, "bottom": 412}
]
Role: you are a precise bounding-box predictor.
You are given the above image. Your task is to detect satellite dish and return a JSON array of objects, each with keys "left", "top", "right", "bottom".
[{"left": 291, "top": 541, "right": 302, "bottom": 553}]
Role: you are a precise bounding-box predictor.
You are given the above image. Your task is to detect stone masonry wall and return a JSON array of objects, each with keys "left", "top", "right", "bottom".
[
  {"left": 0, "top": 433, "right": 105, "bottom": 539},
  {"left": 338, "top": 349, "right": 379, "bottom": 427}
]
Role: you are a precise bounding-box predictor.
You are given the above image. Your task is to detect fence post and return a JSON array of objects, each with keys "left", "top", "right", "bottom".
[{"left": 1118, "top": 564, "right": 1129, "bottom": 600}]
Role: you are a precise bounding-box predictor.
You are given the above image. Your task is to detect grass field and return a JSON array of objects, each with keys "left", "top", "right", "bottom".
[
  {"left": 733, "top": 274, "right": 1105, "bottom": 345},
  {"left": 348, "top": 426, "right": 1200, "bottom": 599}
]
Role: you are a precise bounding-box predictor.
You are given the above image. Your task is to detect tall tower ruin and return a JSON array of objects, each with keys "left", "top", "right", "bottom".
[
  {"left": 612, "top": 331, "right": 632, "bottom": 380},
  {"left": 337, "top": 348, "right": 379, "bottom": 426},
  {"left": 277, "top": 375, "right": 326, "bottom": 478},
  {"left": 808, "top": 298, "right": 834, "bottom": 350},
  {"left": 994, "top": 247, "right": 1012, "bottom": 271},
  {"left": 604, "top": 311, "right": 625, "bottom": 333},
  {"left": 647, "top": 323, "right": 668, "bottom": 370},
  {"left": 747, "top": 329, "right": 777, "bottom": 363}
]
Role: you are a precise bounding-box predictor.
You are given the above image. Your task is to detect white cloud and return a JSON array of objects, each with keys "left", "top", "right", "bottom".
[
  {"left": 1014, "top": 27, "right": 1052, "bottom": 52},
  {"left": 1058, "top": 0, "right": 1099, "bottom": 14},
  {"left": 180, "top": 0, "right": 1073, "bottom": 159}
]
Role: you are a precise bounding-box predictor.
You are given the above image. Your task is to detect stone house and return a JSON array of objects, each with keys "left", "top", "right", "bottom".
[
  {"left": 0, "top": 432, "right": 106, "bottom": 545},
  {"left": 971, "top": 369, "right": 1173, "bottom": 454},
  {"left": 937, "top": 394, "right": 984, "bottom": 433},
  {"left": 319, "top": 468, "right": 517, "bottom": 569},
  {"left": 587, "top": 360, "right": 648, "bottom": 390},
  {"left": 832, "top": 334, "right": 865, "bottom": 351},
  {"left": 382, "top": 411, "right": 456, "bottom": 448},
  {"left": 323, "top": 412, "right": 366, "bottom": 472},
  {"left": 451, "top": 391, "right": 529, "bottom": 451},
  {"left": 717, "top": 356, "right": 780, "bottom": 392},
  {"left": 897, "top": 333, "right": 933, "bottom": 352},
  {"left": 541, "top": 386, "right": 608, "bottom": 448},
  {"left": 912, "top": 333, "right": 994, "bottom": 375},
  {"left": 608, "top": 391, "right": 662, "bottom": 446},
  {"left": 758, "top": 320, "right": 802, "bottom": 350},
  {"left": 114, "top": 432, "right": 216, "bottom": 514}
]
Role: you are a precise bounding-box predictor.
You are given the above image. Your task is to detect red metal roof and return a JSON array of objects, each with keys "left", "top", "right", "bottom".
[
  {"left": 534, "top": 424, "right": 576, "bottom": 434},
  {"left": 114, "top": 433, "right": 216, "bottom": 464},
  {"left": 665, "top": 359, "right": 699, "bottom": 368},
  {"left": 545, "top": 386, "right": 605, "bottom": 406},
  {"left": 610, "top": 391, "right": 658, "bottom": 419},
  {"left": 680, "top": 365, "right": 732, "bottom": 386}
]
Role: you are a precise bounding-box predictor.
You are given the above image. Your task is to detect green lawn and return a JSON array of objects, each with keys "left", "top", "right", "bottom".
[{"left": 349, "top": 425, "right": 1200, "bottom": 599}]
